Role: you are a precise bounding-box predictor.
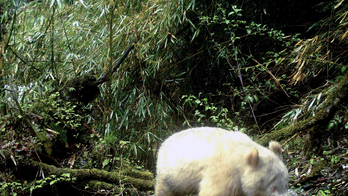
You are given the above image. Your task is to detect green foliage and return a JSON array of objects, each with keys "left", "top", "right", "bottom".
[
  {"left": 1, "top": 0, "right": 304, "bottom": 166},
  {"left": 0, "top": 173, "right": 76, "bottom": 196},
  {"left": 316, "top": 190, "right": 332, "bottom": 196},
  {"left": 2, "top": 0, "right": 347, "bottom": 189},
  {"left": 0, "top": 81, "right": 88, "bottom": 158},
  {"left": 174, "top": 3, "right": 302, "bottom": 131},
  {"left": 3, "top": 85, "right": 83, "bottom": 132},
  {"left": 323, "top": 150, "right": 341, "bottom": 166},
  {"left": 182, "top": 94, "right": 248, "bottom": 131}
]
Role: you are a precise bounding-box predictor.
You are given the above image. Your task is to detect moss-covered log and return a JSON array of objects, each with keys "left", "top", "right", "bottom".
[{"left": 29, "top": 160, "right": 154, "bottom": 192}]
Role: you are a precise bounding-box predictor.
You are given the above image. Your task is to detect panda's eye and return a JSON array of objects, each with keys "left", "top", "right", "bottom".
[{"left": 271, "top": 187, "right": 277, "bottom": 192}]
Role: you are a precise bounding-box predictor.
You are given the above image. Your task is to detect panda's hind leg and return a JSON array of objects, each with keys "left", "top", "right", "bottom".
[{"left": 155, "top": 177, "right": 179, "bottom": 196}]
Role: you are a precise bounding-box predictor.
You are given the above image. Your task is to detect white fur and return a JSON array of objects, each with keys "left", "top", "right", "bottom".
[{"left": 155, "top": 127, "right": 289, "bottom": 196}]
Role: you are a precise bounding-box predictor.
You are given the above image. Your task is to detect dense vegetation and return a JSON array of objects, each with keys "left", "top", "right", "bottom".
[{"left": 1, "top": 0, "right": 348, "bottom": 195}]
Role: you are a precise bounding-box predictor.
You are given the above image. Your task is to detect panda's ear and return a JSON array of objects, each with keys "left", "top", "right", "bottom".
[
  {"left": 269, "top": 141, "right": 283, "bottom": 161},
  {"left": 246, "top": 149, "right": 259, "bottom": 167}
]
